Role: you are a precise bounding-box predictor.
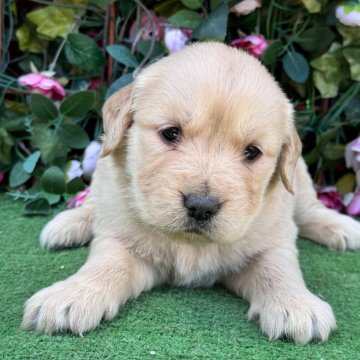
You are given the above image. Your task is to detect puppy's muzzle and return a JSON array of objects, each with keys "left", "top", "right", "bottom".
[{"left": 184, "top": 193, "right": 219, "bottom": 221}]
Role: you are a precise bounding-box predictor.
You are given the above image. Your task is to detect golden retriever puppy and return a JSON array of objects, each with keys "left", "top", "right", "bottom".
[{"left": 23, "top": 43, "right": 360, "bottom": 343}]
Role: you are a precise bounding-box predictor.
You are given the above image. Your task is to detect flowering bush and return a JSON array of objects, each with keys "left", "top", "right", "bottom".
[{"left": 1, "top": 0, "right": 359, "bottom": 215}]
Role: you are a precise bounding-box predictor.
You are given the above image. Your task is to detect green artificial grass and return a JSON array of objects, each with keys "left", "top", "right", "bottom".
[{"left": 1, "top": 195, "right": 360, "bottom": 360}]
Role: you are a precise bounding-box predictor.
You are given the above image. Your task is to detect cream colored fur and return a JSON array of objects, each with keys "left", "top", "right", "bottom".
[{"left": 23, "top": 43, "right": 360, "bottom": 344}]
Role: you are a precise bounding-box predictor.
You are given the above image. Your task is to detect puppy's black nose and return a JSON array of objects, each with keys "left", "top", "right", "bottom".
[{"left": 184, "top": 193, "right": 219, "bottom": 221}]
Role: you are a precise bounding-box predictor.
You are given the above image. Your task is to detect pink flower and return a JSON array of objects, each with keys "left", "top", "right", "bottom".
[
  {"left": 87, "top": 77, "right": 101, "bottom": 91},
  {"left": 82, "top": 141, "right": 101, "bottom": 180},
  {"left": 18, "top": 73, "right": 66, "bottom": 100},
  {"left": 129, "top": 11, "right": 166, "bottom": 41},
  {"left": 346, "top": 191, "right": 360, "bottom": 216},
  {"left": 164, "top": 28, "right": 191, "bottom": 53},
  {"left": 0, "top": 172, "right": 4, "bottom": 184},
  {"left": 231, "top": 34, "right": 268, "bottom": 57},
  {"left": 317, "top": 188, "right": 344, "bottom": 212},
  {"left": 345, "top": 137, "right": 360, "bottom": 188},
  {"left": 67, "top": 188, "right": 90, "bottom": 209}
]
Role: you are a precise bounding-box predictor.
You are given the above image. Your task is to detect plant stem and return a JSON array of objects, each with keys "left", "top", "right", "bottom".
[
  {"left": 48, "top": 11, "right": 84, "bottom": 73},
  {"left": 321, "top": 82, "right": 360, "bottom": 130}
]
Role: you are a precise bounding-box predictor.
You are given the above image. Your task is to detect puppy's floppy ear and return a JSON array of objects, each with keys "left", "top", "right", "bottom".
[
  {"left": 278, "top": 123, "right": 302, "bottom": 194},
  {"left": 101, "top": 84, "right": 133, "bottom": 157}
]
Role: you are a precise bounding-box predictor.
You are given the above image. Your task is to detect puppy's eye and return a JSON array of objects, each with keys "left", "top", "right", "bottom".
[
  {"left": 244, "top": 145, "right": 261, "bottom": 161},
  {"left": 161, "top": 127, "right": 182, "bottom": 143}
]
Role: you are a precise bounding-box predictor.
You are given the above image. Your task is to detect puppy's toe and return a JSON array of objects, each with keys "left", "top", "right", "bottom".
[
  {"left": 320, "top": 215, "right": 360, "bottom": 251},
  {"left": 249, "top": 291, "right": 336, "bottom": 344},
  {"left": 338, "top": 216, "right": 360, "bottom": 250},
  {"left": 22, "top": 280, "right": 118, "bottom": 335},
  {"left": 300, "top": 212, "right": 360, "bottom": 251}
]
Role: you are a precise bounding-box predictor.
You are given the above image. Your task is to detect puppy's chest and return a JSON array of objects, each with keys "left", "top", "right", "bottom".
[{"left": 167, "top": 243, "right": 247, "bottom": 287}]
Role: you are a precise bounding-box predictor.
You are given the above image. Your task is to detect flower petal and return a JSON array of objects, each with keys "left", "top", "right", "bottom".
[
  {"left": 82, "top": 141, "right": 102, "bottom": 180},
  {"left": 346, "top": 191, "right": 360, "bottom": 216},
  {"left": 65, "top": 160, "right": 83, "bottom": 182},
  {"left": 164, "top": 28, "right": 189, "bottom": 54},
  {"left": 18, "top": 73, "right": 43, "bottom": 86},
  {"left": 67, "top": 188, "right": 90, "bottom": 209}
]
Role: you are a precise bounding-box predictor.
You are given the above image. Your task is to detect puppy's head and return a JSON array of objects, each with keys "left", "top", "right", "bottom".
[{"left": 102, "top": 43, "right": 301, "bottom": 243}]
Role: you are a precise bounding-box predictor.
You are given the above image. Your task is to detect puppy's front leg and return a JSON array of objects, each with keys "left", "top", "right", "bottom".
[
  {"left": 223, "top": 244, "right": 336, "bottom": 344},
  {"left": 23, "top": 238, "right": 157, "bottom": 335}
]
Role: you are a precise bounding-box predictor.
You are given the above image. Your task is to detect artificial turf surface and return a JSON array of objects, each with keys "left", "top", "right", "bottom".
[{"left": 1, "top": 195, "right": 360, "bottom": 360}]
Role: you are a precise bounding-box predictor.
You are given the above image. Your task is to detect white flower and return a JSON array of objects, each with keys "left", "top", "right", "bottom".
[
  {"left": 232, "top": 0, "right": 261, "bottom": 16},
  {"left": 65, "top": 160, "right": 83, "bottom": 182},
  {"left": 345, "top": 137, "right": 360, "bottom": 188},
  {"left": 82, "top": 141, "right": 102, "bottom": 180},
  {"left": 336, "top": 4, "right": 360, "bottom": 27},
  {"left": 164, "top": 28, "right": 189, "bottom": 53}
]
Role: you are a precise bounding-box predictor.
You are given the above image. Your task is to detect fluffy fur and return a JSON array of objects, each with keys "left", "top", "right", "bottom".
[{"left": 23, "top": 43, "right": 360, "bottom": 344}]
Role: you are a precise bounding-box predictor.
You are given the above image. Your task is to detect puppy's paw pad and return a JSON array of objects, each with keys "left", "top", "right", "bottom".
[
  {"left": 249, "top": 292, "right": 336, "bottom": 344},
  {"left": 22, "top": 281, "right": 118, "bottom": 334}
]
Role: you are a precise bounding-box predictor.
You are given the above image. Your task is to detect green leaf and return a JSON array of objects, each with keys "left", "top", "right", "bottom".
[
  {"left": 66, "top": 177, "right": 86, "bottom": 194},
  {"left": 181, "top": 0, "right": 204, "bottom": 10},
  {"left": 168, "top": 10, "right": 202, "bottom": 29},
  {"left": 42, "top": 192, "right": 61, "bottom": 205},
  {"left": 336, "top": 173, "right": 356, "bottom": 196},
  {"left": 316, "top": 127, "right": 340, "bottom": 147},
  {"left": 23, "top": 150, "right": 41, "bottom": 174},
  {"left": 41, "top": 166, "right": 66, "bottom": 194},
  {"left": 0, "top": 128, "right": 15, "bottom": 166},
  {"left": 192, "top": 3, "right": 228, "bottom": 41},
  {"left": 304, "top": 147, "right": 320, "bottom": 165},
  {"left": 154, "top": 0, "right": 183, "bottom": 17},
  {"left": 23, "top": 198, "right": 51, "bottom": 216},
  {"left": 106, "top": 73, "right": 134, "bottom": 99},
  {"left": 60, "top": 91, "right": 95, "bottom": 117},
  {"left": 310, "top": 51, "right": 350, "bottom": 98},
  {"left": 10, "top": 161, "right": 32, "bottom": 187},
  {"left": 31, "top": 126, "right": 68, "bottom": 165},
  {"left": 343, "top": 48, "right": 360, "bottom": 81},
  {"left": 300, "top": 0, "right": 322, "bottom": 13},
  {"left": 312, "top": 71, "right": 338, "bottom": 98},
  {"left": 262, "top": 40, "right": 283, "bottom": 65},
  {"left": 58, "top": 124, "right": 89, "bottom": 149},
  {"left": 337, "top": 23, "right": 360, "bottom": 47},
  {"left": 27, "top": 6, "right": 75, "bottom": 39},
  {"left": 119, "top": 0, "right": 134, "bottom": 17},
  {"left": 30, "top": 94, "right": 58, "bottom": 121},
  {"left": 89, "top": 0, "right": 116, "bottom": 9},
  {"left": 137, "top": 40, "right": 164, "bottom": 60},
  {"left": 321, "top": 143, "right": 345, "bottom": 161},
  {"left": 210, "top": 0, "right": 227, "bottom": 10},
  {"left": 298, "top": 27, "right": 335, "bottom": 52},
  {"left": 106, "top": 45, "right": 139, "bottom": 68},
  {"left": 15, "top": 24, "right": 42, "bottom": 53},
  {"left": 282, "top": 51, "right": 309, "bottom": 83},
  {"left": 0, "top": 113, "right": 27, "bottom": 132},
  {"left": 65, "top": 33, "right": 105, "bottom": 71}
]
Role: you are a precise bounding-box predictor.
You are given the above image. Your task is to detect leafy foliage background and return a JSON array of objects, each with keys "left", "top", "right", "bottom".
[{"left": 1, "top": 0, "right": 359, "bottom": 214}]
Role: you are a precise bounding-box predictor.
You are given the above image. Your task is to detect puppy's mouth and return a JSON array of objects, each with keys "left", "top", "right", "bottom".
[{"left": 183, "top": 219, "right": 212, "bottom": 236}]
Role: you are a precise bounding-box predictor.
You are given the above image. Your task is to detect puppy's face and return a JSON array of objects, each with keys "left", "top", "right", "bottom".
[{"left": 102, "top": 43, "right": 301, "bottom": 244}]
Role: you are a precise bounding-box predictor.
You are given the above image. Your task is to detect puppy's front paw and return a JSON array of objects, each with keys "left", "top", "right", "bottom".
[
  {"left": 334, "top": 215, "right": 360, "bottom": 250},
  {"left": 248, "top": 291, "right": 336, "bottom": 344},
  {"left": 303, "top": 212, "right": 360, "bottom": 250},
  {"left": 22, "top": 280, "right": 120, "bottom": 335}
]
